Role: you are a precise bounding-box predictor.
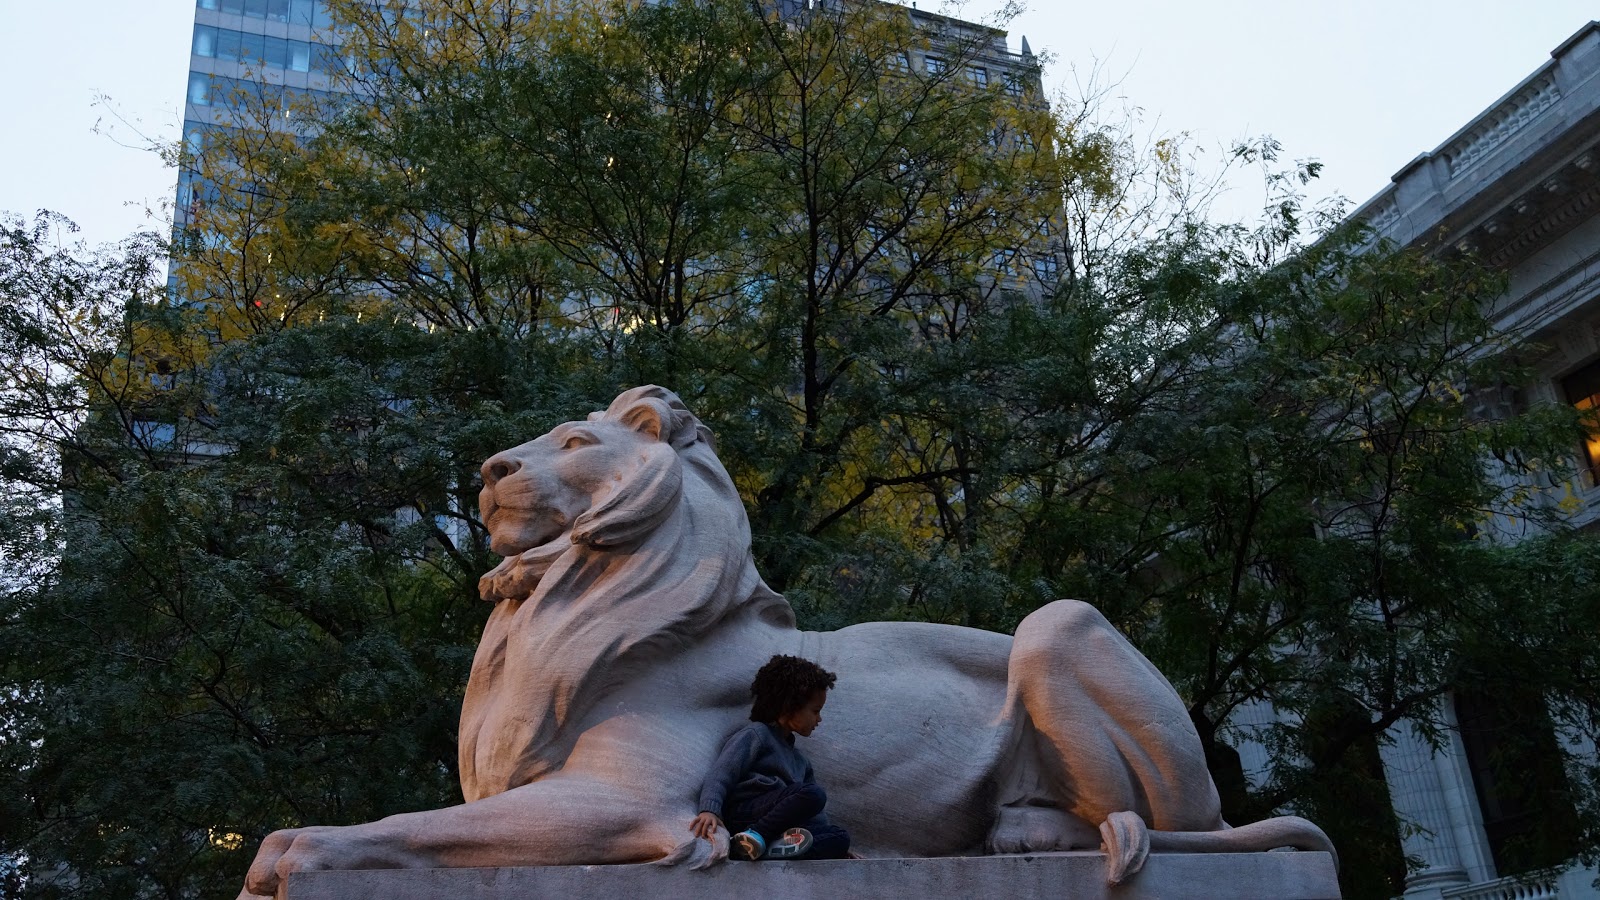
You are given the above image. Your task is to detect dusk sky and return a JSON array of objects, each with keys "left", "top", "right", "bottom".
[{"left": 1, "top": 0, "right": 1596, "bottom": 249}]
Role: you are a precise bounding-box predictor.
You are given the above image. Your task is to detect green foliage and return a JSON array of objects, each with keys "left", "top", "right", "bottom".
[
  {"left": 1, "top": 278, "right": 596, "bottom": 893},
  {"left": 4, "top": 2, "right": 1600, "bottom": 897}
]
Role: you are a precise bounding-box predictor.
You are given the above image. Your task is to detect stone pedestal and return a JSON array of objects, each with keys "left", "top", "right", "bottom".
[{"left": 283, "top": 852, "right": 1341, "bottom": 900}]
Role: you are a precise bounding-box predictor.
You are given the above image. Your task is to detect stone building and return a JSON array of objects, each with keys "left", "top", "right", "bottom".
[{"left": 1347, "top": 20, "right": 1600, "bottom": 900}]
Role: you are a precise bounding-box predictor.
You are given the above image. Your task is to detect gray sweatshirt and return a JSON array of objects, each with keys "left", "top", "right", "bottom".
[{"left": 697, "top": 722, "right": 814, "bottom": 819}]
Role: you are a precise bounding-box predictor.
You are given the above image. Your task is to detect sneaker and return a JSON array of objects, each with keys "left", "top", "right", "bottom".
[
  {"left": 730, "top": 829, "right": 766, "bottom": 861},
  {"left": 763, "top": 827, "right": 814, "bottom": 859}
]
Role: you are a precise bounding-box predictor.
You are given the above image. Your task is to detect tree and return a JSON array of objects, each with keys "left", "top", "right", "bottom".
[
  {"left": 181, "top": 0, "right": 1065, "bottom": 599},
  {"left": 3, "top": 211, "right": 604, "bottom": 897},
  {"left": 1038, "top": 222, "right": 1600, "bottom": 895},
  {"left": 6, "top": 1, "right": 1071, "bottom": 892},
  {"left": 6, "top": 1, "right": 1600, "bottom": 897}
]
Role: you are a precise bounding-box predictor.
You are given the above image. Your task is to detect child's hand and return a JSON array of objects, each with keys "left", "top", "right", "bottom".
[{"left": 689, "top": 812, "right": 723, "bottom": 840}]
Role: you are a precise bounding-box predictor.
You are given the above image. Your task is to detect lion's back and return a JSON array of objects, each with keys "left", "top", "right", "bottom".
[
  {"left": 816, "top": 619, "right": 1012, "bottom": 683},
  {"left": 787, "top": 621, "right": 1016, "bottom": 856}
]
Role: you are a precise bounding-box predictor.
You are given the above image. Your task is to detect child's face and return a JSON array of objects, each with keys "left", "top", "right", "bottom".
[{"left": 778, "top": 689, "right": 827, "bottom": 738}]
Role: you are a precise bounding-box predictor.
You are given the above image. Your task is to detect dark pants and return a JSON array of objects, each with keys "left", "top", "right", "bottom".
[{"left": 726, "top": 781, "right": 851, "bottom": 860}]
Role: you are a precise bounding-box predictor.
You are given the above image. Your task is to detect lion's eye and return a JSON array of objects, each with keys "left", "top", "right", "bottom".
[{"left": 561, "top": 433, "right": 594, "bottom": 450}]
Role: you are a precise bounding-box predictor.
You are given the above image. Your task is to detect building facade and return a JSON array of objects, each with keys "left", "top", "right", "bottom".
[
  {"left": 172, "top": 0, "right": 1047, "bottom": 249},
  {"left": 178, "top": 0, "right": 347, "bottom": 233},
  {"left": 1349, "top": 21, "right": 1600, "bottom": 900}
]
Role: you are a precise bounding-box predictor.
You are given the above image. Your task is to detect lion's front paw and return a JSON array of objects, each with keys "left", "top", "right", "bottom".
[
  {"left": 244, "top": 828, "right": 298, "bottom": 895},
  {"left": 244, "top": 826, "right": 345, "bottom": 895}
]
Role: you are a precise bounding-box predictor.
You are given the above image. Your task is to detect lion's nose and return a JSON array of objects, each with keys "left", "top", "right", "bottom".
[{"left": 482, "top": 454, "right": 522, "bottom": 487}]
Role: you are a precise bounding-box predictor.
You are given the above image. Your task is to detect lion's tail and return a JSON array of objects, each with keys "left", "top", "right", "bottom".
[{"left": 1100, "top": 810, "right": 1336, "bottom": 885}]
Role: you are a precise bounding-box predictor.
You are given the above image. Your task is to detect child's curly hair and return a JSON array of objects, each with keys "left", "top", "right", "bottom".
[{"left": 748, "top": 654, "right": 837, "bottom": 723}]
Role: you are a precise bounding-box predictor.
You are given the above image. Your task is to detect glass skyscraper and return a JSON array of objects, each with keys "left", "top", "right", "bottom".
[{"left": 175, "top": 0, "right": 349, "bottom": 241}]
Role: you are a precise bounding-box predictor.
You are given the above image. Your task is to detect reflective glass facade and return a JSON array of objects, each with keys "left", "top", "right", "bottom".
[
  {"left": 173, "top": 0, "right": 345, "bottom": 262},
  {"left": 194, "top": 0, "right": 333, "bottom": 29},
  {"left": 191, "top": 24, "right": 352, "bottom": 75}
]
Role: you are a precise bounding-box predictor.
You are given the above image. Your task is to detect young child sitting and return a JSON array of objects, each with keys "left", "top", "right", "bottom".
[{"left": 689, "top": 654, "right": 852, "bottom": 861}]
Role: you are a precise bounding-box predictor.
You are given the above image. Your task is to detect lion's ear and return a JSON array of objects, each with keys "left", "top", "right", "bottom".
[
  {"left": 619, "top": 398, "right": 670, "bottom": 442},
  {"left": 605, "top": 385, "right": 705, "bottom": 450},
  {"left": 571, "top": 442, "right": 683, "bottom": 549}
]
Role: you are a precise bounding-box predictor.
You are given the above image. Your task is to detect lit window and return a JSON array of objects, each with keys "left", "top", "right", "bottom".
[{"left": 1563, "top": 360, "right": 1600, "bottom": 478}]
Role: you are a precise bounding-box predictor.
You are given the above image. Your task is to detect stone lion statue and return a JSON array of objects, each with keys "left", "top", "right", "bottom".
[{"left": 241, "top": 385, "right": 1333, "bottom": 897}]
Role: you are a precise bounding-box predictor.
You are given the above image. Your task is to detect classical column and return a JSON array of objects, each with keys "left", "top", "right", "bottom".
[{"left": 1379, "top": 719, "right": 1472, "bottom": 898}]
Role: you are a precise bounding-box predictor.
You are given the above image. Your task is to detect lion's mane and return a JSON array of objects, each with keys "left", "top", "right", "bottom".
[{"left": 458, "top": 387, "right": 793, "bottom": 801}]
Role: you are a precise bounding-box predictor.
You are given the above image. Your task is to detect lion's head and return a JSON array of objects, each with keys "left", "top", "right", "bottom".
[
  {"left": 476, "top": 386, "right": 713, "bottom": 598},
  {"left": 460, "top": 386, "right": 793, "bottom": 801}
]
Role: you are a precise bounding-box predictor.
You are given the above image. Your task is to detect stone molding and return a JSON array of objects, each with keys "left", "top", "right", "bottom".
[
  {"left": 1440, "top": 872, "right": 1560, "bottom": 900},
  {"left": 1443, "top": 72, "right": 1564, "bottom": 180},
  {"left": 1348, "top": 21, "right": 1600, "bottom": 268}
]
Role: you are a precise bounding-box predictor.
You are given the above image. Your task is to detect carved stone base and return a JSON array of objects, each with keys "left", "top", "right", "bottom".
[{"left": 282, "top": 851, "right": 1342, "bottom": 900}]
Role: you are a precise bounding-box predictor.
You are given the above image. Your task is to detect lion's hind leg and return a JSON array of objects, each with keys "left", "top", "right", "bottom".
[{"left": 1009, "top": 599, "right": 1225, "bottom": 833}]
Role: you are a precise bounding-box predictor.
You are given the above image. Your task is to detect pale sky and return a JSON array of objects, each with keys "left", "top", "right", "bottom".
[{"left": 1, "top": 1, "right": 1596, "bottom": 248}]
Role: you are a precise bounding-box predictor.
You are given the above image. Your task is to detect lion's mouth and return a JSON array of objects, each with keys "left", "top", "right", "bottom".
[{"left": 484, "top": 503, "right": 573, "bottom": 558}]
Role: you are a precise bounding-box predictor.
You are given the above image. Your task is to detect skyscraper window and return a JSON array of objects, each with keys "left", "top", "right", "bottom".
[
  {"left": 194, "top": 24, "right": 217, "bottom": 57},
  {"left": 188, "top": 72, "right": 211, "bottom": 106}
]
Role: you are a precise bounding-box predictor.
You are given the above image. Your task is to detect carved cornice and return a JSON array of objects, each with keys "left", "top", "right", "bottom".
[
  {"left": 1486, "top": 175, "right": 1600, "bottom": 267},
  {"left": 1349, "top": 22, "right": 1600, "bottom": 259},
  {"left": 1442, "top": 72, "right": 1563, "bottom": 179},
  {"left": 1364, "top": 197, "right": 1399, "bottom": 233}
]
